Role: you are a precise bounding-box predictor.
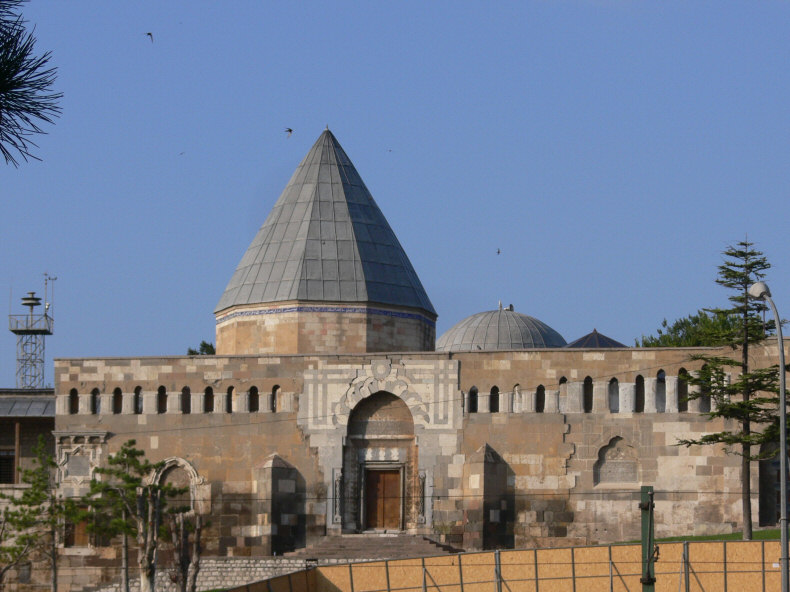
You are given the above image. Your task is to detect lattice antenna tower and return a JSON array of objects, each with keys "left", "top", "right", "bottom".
[{"left": 8, "top": 274, "right": 55, "bottom": 388}]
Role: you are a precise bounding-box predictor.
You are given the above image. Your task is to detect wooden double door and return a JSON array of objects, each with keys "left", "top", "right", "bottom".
[{"left": 365, "top": 469, "right": 401, "bottom": 529}]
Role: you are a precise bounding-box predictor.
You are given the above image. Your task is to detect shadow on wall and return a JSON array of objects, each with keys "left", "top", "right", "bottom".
[
  {"left": 482, "top": 446, "right": 515, "bottom": 549},
  {"left": 257, "top": 454, "right": 306, "bottom": 555},
  {"left": 463, "top": 444, "right": 515, "bottom": 551}
]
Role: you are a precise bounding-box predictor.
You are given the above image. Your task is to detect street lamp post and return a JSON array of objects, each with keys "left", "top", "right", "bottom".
[{"left": 748, "top": 281, "right": 787, "bottom": 592}]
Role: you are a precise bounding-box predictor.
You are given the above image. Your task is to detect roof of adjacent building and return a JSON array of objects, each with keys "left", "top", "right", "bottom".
[
  {"left": 0, "top": 389, "right": 54, "bottom": 417},
  {"left": 565, "top": 329, "right": 626, "bottom": 348},
  {"left": 435, "top": 305, "right": 567, "bottom": 352},
  {"left": 215, "top": 130, "right": 436, "bottom": 316}
]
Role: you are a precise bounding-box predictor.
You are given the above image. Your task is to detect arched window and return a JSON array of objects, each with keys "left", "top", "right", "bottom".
[
  {"left": 656, "top": 370, "right": 666, "bottom": 413},
  {"left": 69, "top": 389, "right": 79, "bottom": 415},
  {"left": 635, "top": 375, "right": 645, "bottom": 413},
  {"left": 90, "top": 388, "right": 101, "bottom": 415},
  {"left": 249, "top": 387, "right": 259, "bottom": 413},
  {"left": 157, "top": 386, "right": 167, "bottom": 414},
  {"left": 134, "top": 386, "right": 143, "bottom": 415},
  {"left": 112, "top": 388, "right": 123, "bottom": 415},
  {"left": 678, "top": 368, "right": 689, "bottom": 412},
  {"left": 583, "top": 377, "right": 593, "bottom": 413},
  {"left": 204, "top": 387, "right": 214, "bottom": 413},
  {"left": 535, "top": 385, "right": 545, "bottom": 413},
  {"left": 489, "top": 386, "right": 499, "bottom": 413},
  {"left": 468, "top": 387, "right": 478, "bottom": 414},
  {"left": 181, "top": 387, "right": 191, "bottom": 414},
  {"left": 270, "top": 385, "right": 279, "bottom": 413},
  {"left": 226, "top": 386, "right": 233, "bottom": 413},
  {"left": 608, "top": 378, "right": 619, "bottom": 413},
  {"left": 699, "top": 365, "right": 712, "bottom": 413}
]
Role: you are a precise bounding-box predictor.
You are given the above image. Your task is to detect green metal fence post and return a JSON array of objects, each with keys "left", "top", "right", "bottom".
[
  {"left": 640, "top": 485, "right": 657, "bottom": 592},
  {"left": 495, "top": 549, "right": 502, "bottom": 592}
]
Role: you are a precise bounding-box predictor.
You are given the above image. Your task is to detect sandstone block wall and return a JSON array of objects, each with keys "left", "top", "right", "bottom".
[
  {"left": 51, "top": 341, "right": 788, "bottom": 566},
  {"left": 215, "top": 302, "right": 436, "bottom": 355}
]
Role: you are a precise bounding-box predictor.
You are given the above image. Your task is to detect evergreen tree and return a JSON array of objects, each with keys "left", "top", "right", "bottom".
[
  {"left": 0, "top": 436, "right": 71, "bottom": 591},
  {"left": 165, "top": 512, "right": 203, "bottom": 592},
  {"left": 677, "top": 239, "right": 778, "bottom": 540},
  {"left": 637, "top": 309, "right": 741, "bottom": 347},
  {"left": 0, "top": 0, "right": 62, "bottom": 166},
  {"left": 84, "top": 440, "right": 187, "bottom": 592},
  {"left": 16, "top": 436, "right": 73, "bottom": 592},
  {"left": 186, "top": 341, "right": 215, "bottom": 356}
]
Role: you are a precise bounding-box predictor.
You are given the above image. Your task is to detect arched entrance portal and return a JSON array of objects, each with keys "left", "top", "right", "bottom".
[{"left": 342, "top": 391, "right": 416, "bottom": 532}]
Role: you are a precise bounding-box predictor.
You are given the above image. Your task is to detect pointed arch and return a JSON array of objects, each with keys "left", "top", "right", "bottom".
[
  {"left": 583, "top": 377, "right": 593, "bottom": 413},
  {"left": 489, "top": 386, "right": 500, "bottom": 413},
  {"left": 270, "top": 385, "right": 280, "bottom": 413},
  {"left": 634, "top": 375, "right": 645, "bottom": 413},
  {"left": 656, "top": 370, "right": 666, "bottom": 413},
  {"left": 133, "top": 386, "right": 143, "bottom": 415},
  {"left": 203, "top": 387, "right": 214, "bottom": 413},
  {"left": 181, "top": 387, "right": 191, "bottom": 414},
  {"left": 678, "top": 368, "right": 689, "bottom": 412},
  {"left": 535, "top": 385, "right": 545, "bottom": 413},
  {"left": 468, "top": 386, "right": 478, "bottom": 414},
  {"left": 608, "top": 378, "right": 619, "bottom": 413},
  {"left": 69, "top": 389, "right": 79, "bottom": 415},
  {"left": 249, "top": 386, "right": 259, "bottom": 413},
  {"left": 699, "top": 365, "right": 712, "bottom": 413},
  {"left": 157, "top": 386, "right": 167, "bottom": 414},
  {"left": 112, "top": 388, "right": 123, "bottom": 415},
  {"left": 90, "top": 388, "right": 100, "bottom": 415},
  {"left": 226, "top": 386, "right": 234, "bottom": 413}
]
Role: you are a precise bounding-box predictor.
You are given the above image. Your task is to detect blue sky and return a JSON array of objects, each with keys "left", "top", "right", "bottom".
[{"left": 2, "top": 2, "right": 789, "bottom": 387}]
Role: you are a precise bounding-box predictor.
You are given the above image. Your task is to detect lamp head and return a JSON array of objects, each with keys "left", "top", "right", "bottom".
[{"left": 748, "top": 281, "right": 771, "bottom": 300}]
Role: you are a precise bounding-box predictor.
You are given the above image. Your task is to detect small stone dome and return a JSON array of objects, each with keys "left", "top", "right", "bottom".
[{"left": 435, "top": 304, "right": 567, "bottom": 352}]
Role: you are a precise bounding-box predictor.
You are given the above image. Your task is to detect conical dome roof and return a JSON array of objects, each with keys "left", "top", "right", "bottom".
[
  {"left": 215, "top": 130, "right": 435, "bottom": 317},
  {"left": 435, "top": 305, "right": 566, "bottom": 352},
  {"left": 565, "top": 329, "right": 625, "bottom": 348}
]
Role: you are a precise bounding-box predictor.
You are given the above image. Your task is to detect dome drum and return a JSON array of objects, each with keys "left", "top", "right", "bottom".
[{"left": 216, "top": 301, "right": 436, "bottom": 355}]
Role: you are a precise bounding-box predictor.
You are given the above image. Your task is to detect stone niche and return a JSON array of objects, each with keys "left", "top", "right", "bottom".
[{"left": 594, "top": 437, "right": 638, "bottom": 485}]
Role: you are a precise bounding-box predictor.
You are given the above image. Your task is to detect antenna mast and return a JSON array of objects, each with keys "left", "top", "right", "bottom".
[{"left": 8, "top": 274, "right": 55, "bottom": 388}]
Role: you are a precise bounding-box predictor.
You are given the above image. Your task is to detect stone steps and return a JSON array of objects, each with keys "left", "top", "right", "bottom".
[{"left": 284, "top": 533, "right": 462, "bottom": 560}]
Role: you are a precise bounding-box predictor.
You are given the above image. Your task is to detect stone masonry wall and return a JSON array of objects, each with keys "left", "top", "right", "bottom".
[{"left": 215, "top": 301, "right": 436, "bottom": 355}]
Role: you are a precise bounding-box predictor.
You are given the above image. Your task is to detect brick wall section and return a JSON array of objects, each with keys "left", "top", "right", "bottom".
[{"left": 81, "top": 557, "right": 351, "bottom": 592}]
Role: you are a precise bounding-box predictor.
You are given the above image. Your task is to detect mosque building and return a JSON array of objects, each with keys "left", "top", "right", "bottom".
[{"left": 54, "top": 130, "right": 783, "bottom": 564}]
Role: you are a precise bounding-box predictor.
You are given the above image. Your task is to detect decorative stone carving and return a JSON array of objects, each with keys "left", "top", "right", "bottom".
[
  {"left": 54, "top": 430, "right": 108, "bottom": 488},
  {"left": 333, "top": 469, "right": 343, "bottom": 524},
  {"left": 417, "top": 471, "right": 426, "bottom": 524}
]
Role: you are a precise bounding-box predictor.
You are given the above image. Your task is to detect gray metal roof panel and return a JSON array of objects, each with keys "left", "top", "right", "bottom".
[
  {"left": 216, "top": 130, "right": 435, "bottom": 315},
  {"left": 0, "top": 397, "right": 55, "bottom": 417},
  {"left": 436, "top": 307, "right": 567, "bottom": 352}
]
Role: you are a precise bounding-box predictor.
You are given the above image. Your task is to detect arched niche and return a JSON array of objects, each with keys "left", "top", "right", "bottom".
[
  {"left": 593, "top": 437, "right": 638, "bottom": 486},
  {"left": 342, "top": 391, "right": 418, "bottom": 533},
  {"left": 347, "top": 391, "right": 415, "bottom": 439},
  {"left": 152, "top": 457, "right": 210, "bottom": 515}
]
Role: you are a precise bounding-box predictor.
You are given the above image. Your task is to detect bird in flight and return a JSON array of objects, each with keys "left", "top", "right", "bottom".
[
  {"left": 284, "top": 128, "right": 293, "bottom": 138},
  {"left": 146, "top": 32, "right": 154, "bottom": 43}
]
